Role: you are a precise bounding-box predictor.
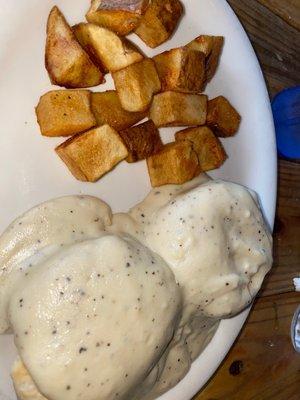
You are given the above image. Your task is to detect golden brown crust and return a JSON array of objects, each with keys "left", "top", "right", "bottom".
[
  {"left": 135, "top": 0, "right": 184, "bottom": 48},
  {"left": 147, "top": 141, "right": 200, "bottom": 187},
  {"left": 150, "top": 92, "right": 207, "bottom": 127},
  {"left": 45, "top": 6, "right": 103, "bottom": 88},
  {"left": 205, "top": 36, "right": 224, "bottom": 82},
  {"left": 207, "top": 96, "right": 241, "bottom": 137},
  {"left": 153, "top": 47, "right": 206, "bottom": 93},
  {"left": 11, "top": 359, "right": 48, "bottom": 400},
  {"left": 112, "top": 58, "right": 161, "bottom": 112},
  {"left": 91, "top": 91, "right": 147, "bottom": 131},
  {"left": 56, "top": 125, "right": 128, "bottom": 182},
  {"left": 36, "top": 90, "right": 96, "bottom": 137},
  {"left": 73, "top": 23, "right": 144, "bottom": 73},
  {"left": 175, "top": 126, "right": 227, "bottom": 171},
  {"left": 86, "top": 0, "right": 149, "bottom": 35},
  {"left": 186, "top": 35, "right": 224, "bottom": 83},
  {"left": 119, "top": 120, "right": 163, "bottom": 163}
]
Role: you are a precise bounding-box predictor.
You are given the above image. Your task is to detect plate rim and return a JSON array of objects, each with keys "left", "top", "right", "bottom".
[{"left": 0, "top": 0, "right": 277, "bottom": 399}]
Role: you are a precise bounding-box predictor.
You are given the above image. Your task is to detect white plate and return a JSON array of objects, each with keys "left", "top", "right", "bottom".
[{"left": 0, "top": 0, "right": 277, "bottom": 399}]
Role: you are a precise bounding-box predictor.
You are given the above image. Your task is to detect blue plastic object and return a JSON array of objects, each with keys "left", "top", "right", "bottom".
[{"left": 272, "top": 86, "right": 300, "bottom": 160}]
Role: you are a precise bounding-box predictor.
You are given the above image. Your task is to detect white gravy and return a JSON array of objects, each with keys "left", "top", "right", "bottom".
[{"left": 0, "top": 177, "right": 273, "bottom": 400}]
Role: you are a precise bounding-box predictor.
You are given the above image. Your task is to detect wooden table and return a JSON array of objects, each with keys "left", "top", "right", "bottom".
[{"left": 195, "top": 1, "right": 300, "bottom": 399}]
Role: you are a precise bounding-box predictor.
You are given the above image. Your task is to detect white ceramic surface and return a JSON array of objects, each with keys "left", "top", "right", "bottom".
[{"left": 0, "top": 0, "right": 277, "bottom": 399}]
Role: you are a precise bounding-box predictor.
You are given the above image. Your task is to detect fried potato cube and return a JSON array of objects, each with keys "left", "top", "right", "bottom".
[
  {"left": 112, "top": 59, "right": 161, "bottom": 112},
  {"left": 135, "top": 0, "right": 183, "bottom": 48},
  {"left": 186, "top": 35, "right": 224, "bottom": 82},
  {"left": 150, "top": 91, "right": 207, "bottom": 127},
  {"left": 36, "top": 90, "right": 96, "bottom": 137},
  {"left": 73, "top": 23, "right": 143, "bottom": 73},
  {"left": 153, "top": 47, "right": 205, "bottom": 93},
  {"left": 175, "top": 126, "right": 227, "bottom": 171},
  {"left": 147, "top": 141, "right": 200, "bottom": 187},
  {"left": 119, "top": 120, "right": 163, "bottom": 163},
  {"left": 86, "top": 0, "right": 150, "bottom": 36},
  {"left": 45, "top": 6, "right": 103, "bottom": 88},
  {"left": 56, "top": 125, "right": 128, "bottom": 182},
  {"left": 207, "top": 96, "right": 241, "bottom": 137},
  {"left": 91, "top": 91, "right": 147, "bottom": 131}
]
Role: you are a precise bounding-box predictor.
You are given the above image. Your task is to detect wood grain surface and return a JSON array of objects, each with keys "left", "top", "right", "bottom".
[
  {"left": 197, "top": 292, "right": 300, "bottom": 400},
  {"left": 194, "top": 1, "right": 300, "bottom": 399},
  {"left": 261, "top": 160, "right": 300, "bottom": 297},
  {"left": 257, "top": 0, "right": 300, "bottom": 30},
  {"left": 227, "top": 0, "right": 300, "bottom": 97}
]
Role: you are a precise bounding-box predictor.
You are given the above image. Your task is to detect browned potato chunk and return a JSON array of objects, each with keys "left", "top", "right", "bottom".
[
  {"left": 119, "top": 120, "right": 163, "bottom": 163},
  {"left": 56, "top": 125, "right": 128, "bottom": 182},
  {"left": 45, "top": 6, "right": 103, "bottom": 88},
  {"left": 135, "top": 0, "right": 183, "bottom": 48},
  {"left": 175, "top": 126, "right": 227, "bottom": 171},
  {"left": 187, "top": 35, "right": 213, "bottom": 56},
  {"left": 153, "top": 47, "right": 205, "bottom": 93},
  {"left": 91, "top": 91, "right": 147, "bottom": 131},
  {"left": 207, "top": 96, "right": 241, "bottom": 137},
  {"left": 186, "top": 35, "right": 224, "bottom": 82},
  {"left": 112, "top": 59, "right": 161, "bottom": 112},
  {"left": 36, "top": 90, "right": 96, "bottom": 137},
  {"left": 73, "top": 23, "right": 143, "bottom": 73},
  {"left": 150, "top": 91, "right": 207, "bottom": 127},
  {"left": 86, "top": 0, "right": 149, "bottom": 36},
  {"left": 147, "top": 141, "right": 200, "bottom": 187}
]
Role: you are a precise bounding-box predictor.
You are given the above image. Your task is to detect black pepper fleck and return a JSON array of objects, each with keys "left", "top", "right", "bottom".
[{"left": 79, "top": 347, "right": 87, "bottom": 354}]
